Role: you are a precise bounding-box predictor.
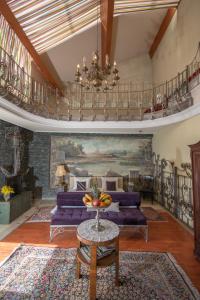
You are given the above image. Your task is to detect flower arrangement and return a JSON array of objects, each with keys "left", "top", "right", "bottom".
[{"left": 1, "top": 185, "right": 14, "bottom": 201}]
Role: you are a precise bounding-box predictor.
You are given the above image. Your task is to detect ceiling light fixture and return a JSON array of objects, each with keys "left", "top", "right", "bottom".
[{"left": 75, "top": 0, "right": 120, "bottom": 92}]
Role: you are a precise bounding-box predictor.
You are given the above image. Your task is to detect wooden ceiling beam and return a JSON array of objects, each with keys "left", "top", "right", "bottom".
[
  {"left": 149, "top": 8, "right": 177, "bottom": 58},
  {"left": 100, "top": 0, "right": 114, "bottom": 67},
  {"left": 0, "top": 0, "right": 62, "bottom": 91}
]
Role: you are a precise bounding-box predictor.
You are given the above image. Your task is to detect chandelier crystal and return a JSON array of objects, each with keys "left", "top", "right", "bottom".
[{"left": 74, "top": 1, "right": 120, "bottom": 92}]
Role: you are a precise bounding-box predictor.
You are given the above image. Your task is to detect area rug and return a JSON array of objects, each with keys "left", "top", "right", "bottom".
[
  {"left": 0, "top": 245, "right": 199, "bottom": 299},
  {"left": 27, "top": 206, "right": 166, "bottom": 223},
  {"left": 141, "top": 207, "right": 167, "bottom": 221},
  {"left": 26, "top": 206, "right": 54, "bottom": 223}
]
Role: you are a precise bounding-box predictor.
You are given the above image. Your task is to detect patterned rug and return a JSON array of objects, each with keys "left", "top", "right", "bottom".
[
  {"left": 26, "top": 206, "right": 166, "bottom": 223},
  {"left": 141, "top": 207, "right": 167, "bottom": 221},
  {"left": 26, "top": 206, "right": 54, "bottom": 223},
  {"left": 0, "top": 245, "right": 199, "bottom": 299}
]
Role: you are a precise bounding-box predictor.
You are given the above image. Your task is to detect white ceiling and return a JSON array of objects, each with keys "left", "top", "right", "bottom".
[{"left": 47, "top": 9, "right": 167, "bottom": 82}]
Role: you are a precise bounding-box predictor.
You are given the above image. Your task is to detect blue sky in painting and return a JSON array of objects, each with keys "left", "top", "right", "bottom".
[{"left": 52, "top": 135, "right": 151, "bottom": 156}]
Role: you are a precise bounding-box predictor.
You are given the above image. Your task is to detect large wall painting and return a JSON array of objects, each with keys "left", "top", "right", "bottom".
[{"left": 50, "top": 134, "right": 153, "bottom": 188}]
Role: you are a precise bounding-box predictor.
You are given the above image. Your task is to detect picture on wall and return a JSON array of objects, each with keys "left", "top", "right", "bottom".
[{"left": 50, "top": 134, "right": 153, "bottom": 188}]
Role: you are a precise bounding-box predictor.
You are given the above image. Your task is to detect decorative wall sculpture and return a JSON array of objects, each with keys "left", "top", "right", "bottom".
[
  {"left": 50, "top": 134, "right": 153, "bottom": 188},
  {"left": 0, "top": 120, "right": 34, "bottom": 194},
  {"left": 153, "top": 154, "right": 193, "bottom": 229}
]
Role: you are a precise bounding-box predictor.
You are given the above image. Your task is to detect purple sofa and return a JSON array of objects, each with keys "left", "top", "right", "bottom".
[{"left": 50, "top": 191, "right": 148, "bottom": 242}]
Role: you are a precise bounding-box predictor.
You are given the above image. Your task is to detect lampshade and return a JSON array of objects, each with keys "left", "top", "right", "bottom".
[{"left": 55, "top": 165, "right": 68, "bottom": 177}]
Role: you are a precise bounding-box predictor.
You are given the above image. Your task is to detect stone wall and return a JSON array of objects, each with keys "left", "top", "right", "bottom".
[
  {"left": 29, "top": 132, "right": 55, "bottom": 199},
  {"left": 0, "top": 120, "right": 13, "bottom": 187}
]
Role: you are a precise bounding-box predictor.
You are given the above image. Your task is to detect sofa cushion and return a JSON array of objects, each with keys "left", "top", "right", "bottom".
[
  {"left": 51, "top": 207, "right": 146, "bottom": 226},
  {"left": 57, "top": 191, "right": 141, "bottom": 208},
  {"left": 109, "top": 192, "right": 141, "bottom": 207},
  {"left": 57, "top": 192, "right": 85, "bottom": 207}
]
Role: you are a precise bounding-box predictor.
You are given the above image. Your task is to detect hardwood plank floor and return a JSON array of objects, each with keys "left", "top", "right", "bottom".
[{"left": 0, "top": 211, "right": 200, "bottom": 292}]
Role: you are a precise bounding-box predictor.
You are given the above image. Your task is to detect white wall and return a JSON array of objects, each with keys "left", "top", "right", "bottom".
[
  {"left": 118, "top": 54, "right": 153, "bottom": 89},
  {"left": 152, "top": 0, "right": 200, "bottom": 85},
  {"left": 152, "top": 114, "right": 200, "bottom": 167},
  {"left": 152, "top": 0, "right": 200, "bottom": 166}
]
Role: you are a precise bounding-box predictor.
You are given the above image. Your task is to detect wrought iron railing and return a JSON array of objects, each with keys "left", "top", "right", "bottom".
[
  {"left": 0, "top": 43, "right": 200, "bottom": 121},
  {"left": 153, "top": 154, "right": 193, "bottom": 229}
]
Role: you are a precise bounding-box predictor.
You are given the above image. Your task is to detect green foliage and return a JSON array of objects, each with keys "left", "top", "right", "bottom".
[{"left": 91, "top": 181, "right": 101, "bottom": 199}]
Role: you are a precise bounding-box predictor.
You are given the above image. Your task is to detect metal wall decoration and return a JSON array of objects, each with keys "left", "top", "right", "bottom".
[
  {"left": 1, "top": 42, "right": 200, "bottom": 121},
  {"left": 0, "top": 127, "right": 22, "bottom": 178},
  {"left": 153, "top": 154, "right": 193, "bottom": 229}
]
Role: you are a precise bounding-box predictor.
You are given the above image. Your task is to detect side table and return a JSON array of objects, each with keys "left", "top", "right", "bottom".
[{"left": 76, "top": 219, "right": 120, "bottom": 300}]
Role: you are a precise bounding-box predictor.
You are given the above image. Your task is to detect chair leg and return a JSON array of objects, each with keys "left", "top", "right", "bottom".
[
  {"left": 145, "top": 226, "right": 148, "bottom": 243},
  {"left": 49, "top": 227, "right": 52, "bottom": 242}
]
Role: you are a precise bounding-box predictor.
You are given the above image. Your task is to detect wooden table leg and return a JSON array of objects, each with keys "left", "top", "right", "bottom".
[
  {"left": 76, "top": 254, "right": 81, "bottom": 279},
  {"left": 115, "top": 237, "right": 119, "bottom": 286},
  {"left": 90, "top": 245, "right": 97, "bottom": 300},
  {"left": 76, "top": 241, "right": 81, "bottom": 279}
]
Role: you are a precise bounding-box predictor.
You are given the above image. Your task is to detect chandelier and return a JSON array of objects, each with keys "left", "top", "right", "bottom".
[{"left": 74, "top": 1, "right": 120, "bottom": 92}]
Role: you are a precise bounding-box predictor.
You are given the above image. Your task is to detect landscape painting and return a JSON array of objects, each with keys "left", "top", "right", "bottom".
[{"left": 50, "top": 134, "right": 153, "bottom": 188}]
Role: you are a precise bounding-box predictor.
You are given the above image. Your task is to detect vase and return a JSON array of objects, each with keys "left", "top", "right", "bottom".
[{"left": 3, "top": 194, "right": 10, "bottom": 201}]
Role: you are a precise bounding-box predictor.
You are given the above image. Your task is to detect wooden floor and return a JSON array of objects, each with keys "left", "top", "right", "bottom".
[{"left": 0, "top": 211, "right": 200, "bottom": 292}]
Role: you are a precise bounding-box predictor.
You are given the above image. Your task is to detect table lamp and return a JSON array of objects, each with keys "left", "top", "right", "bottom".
[{"left": 55, "top": 164, "right": 69, "bottom": 191}]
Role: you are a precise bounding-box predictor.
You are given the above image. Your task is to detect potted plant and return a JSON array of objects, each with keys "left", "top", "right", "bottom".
[
  {"left": 0, "top": 186, "right": 32, "bottom": 224},
  {"left": 1, "top": 185, "right": 15, "bottom": 201}
]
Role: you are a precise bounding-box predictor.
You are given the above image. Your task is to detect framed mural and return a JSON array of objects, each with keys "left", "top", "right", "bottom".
[{"left": 50, "top": 134, "right": 153, "bottom": 188}]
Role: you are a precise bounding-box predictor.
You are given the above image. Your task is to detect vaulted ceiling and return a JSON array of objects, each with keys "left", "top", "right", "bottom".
[
  {"left": 47, "top": 9, "right": 167, "bottom": 81},
  {"left": 1, "top": 0, "right": 180, "bottom": 86},
  {"left": 6, "top": 0, "right": 180, "bottom": 53}
]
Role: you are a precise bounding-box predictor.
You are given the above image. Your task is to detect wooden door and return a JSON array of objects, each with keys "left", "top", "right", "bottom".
[{"left": 190, "top": 141, "right": 200, "bottom": 261}]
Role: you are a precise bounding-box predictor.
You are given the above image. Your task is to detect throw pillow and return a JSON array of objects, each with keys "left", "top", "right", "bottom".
[
  {"left": 77, "top": 181, "right": 86, "bottom": 191},
  {"left": 106, "top": 181, "right": 116, "bottom": 191},
  {"left": 50, "top": 205, "right": 57, "bottom": 215},
  {"left": 101, "top": 177, "right": 119, "bottom": 191},
  {"left": 73, "top": 177, "right": 91, "bottom": 190},
  {"left": 104, "top": 202, "right": 120, "bottom": 212}
]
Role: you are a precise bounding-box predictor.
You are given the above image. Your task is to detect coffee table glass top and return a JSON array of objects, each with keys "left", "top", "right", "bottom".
[{"left": 77, "top": 219, "right": 119, "bottom": 243}]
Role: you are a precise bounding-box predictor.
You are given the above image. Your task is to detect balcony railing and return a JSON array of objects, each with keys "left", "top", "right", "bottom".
[{"left": 0, "top": 44, "right": 200, "bottom": 121}]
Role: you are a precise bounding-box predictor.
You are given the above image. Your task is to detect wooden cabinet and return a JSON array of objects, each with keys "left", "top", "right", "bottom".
[{"left": 190, "top": 141, "right": 200, "bottom": 261}]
